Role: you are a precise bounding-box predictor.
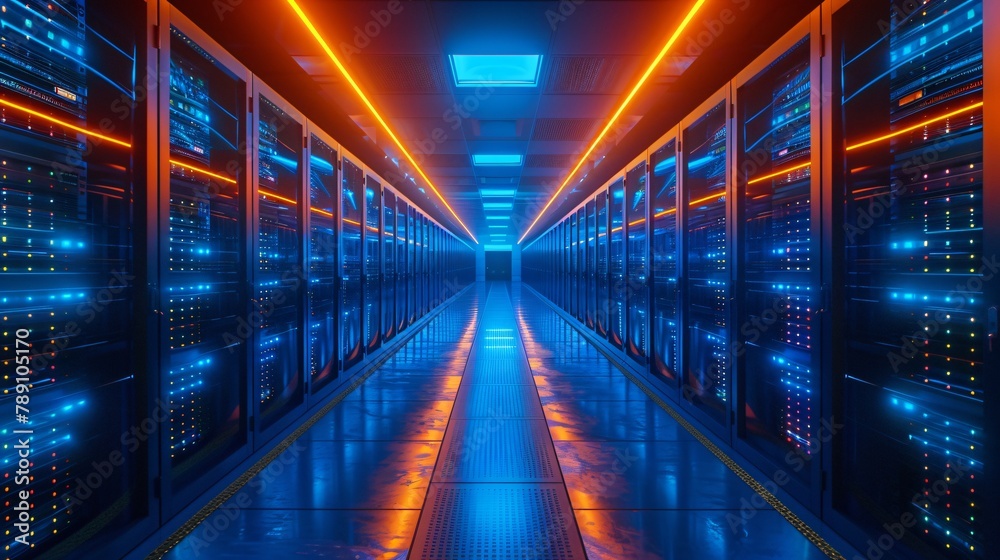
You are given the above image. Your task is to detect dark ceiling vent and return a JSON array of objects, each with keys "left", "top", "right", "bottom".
[
  {"left": 531, "top": 118, "right": 598, "bottom": 141},
  {"left": 546, "top": 56, "right": 627, "bottom": 94},
  {"left": 525, "top": 153, "right": 575, "bottom": 168},
  {"left": 354, "top": 55, "right": 449, "bottom": 94}
]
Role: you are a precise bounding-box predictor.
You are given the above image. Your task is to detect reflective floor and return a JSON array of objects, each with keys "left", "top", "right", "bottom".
[{"left": 162, "top": 283, "right": 828, "bottom": 559}]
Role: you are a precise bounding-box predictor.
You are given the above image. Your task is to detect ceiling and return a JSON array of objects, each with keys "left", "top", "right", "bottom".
[{"left": 171, "top": 0, "right": 819, "bottom": 246}]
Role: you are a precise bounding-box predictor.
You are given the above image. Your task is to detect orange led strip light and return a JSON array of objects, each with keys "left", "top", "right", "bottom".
[
  {"left": 286, "top": 0, "right": 478, "bottom": 244},
  {"left": 846, "top": 102, "right": 983, "bottom": 151},
  {"left": 747, "top": 161, "right": 811, "bottom": 185},
  {"left": 0, "top": 98, "right": 132, "bottom": 148},
  {"left": 170, "top": 159, "right": 238, "bottom": 184},
  {"left": 518, "top": 0, "right": 708, "bottom": 244}
]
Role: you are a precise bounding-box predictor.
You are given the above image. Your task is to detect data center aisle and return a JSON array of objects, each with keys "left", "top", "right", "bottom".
[
  {"left": 512, "top": 283, "right": 829, "bottom": 560},
  {"left": 161, "top": 287, "right": 484, "bottom": 559},
  {"left": 408, "top": 283, "right": 587, "bottom": 559},
  {"left": 159, "top": 282, "right": 828, "bottom": 559}
]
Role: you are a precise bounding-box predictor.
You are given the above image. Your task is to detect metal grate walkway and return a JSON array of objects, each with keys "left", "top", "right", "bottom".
[{"left": 410, "top": 283, "right": 588, "bottom": 559}]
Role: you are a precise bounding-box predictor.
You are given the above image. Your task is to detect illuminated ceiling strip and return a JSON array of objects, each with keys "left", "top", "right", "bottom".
[
  {"left": 518, "top": 0, "right": 707, "bottom": 244},
  {"left": 286, "top": 0, "right": 478, "bottom": 244},
  {"left": 747, "top": 161, "right": 811, "bottom": 185},
  {"left": 846, "top": 102, "right": 984, "bottom": 151},
  {"left": 0, "top": 98, "right": 132, "bottom": 148},
  {"left": 170, "top": 159, "right": 238, "bottom": 184}
]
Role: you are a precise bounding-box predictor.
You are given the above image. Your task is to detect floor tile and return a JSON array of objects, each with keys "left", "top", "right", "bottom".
[
  {"left": 225, "top": 441, "right": 439, "bottom": 510},
  {"left": 164, "top": 509, "right": 420, "bottom": 560},
  {"left": 543, "top": 400, "right": 696, "bottom": 442},
  {"left": 576, "top": 509, "right": 828, "bottom": 560},
  {"left": 302, "top": 399, "right": 453, "bottom": 441},
  {"left": 555, "top": 441, "right": 771, "bottom": 510}
]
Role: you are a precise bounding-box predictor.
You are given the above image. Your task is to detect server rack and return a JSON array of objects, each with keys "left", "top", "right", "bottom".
[
  {"left": 383, "top": 189, "right": 397, "bottom": 342},
  {"left": 577, "top": 207, "right": 587, "bottom": 322},
  {"left": 732, "top": 11, "right": 824, "bottom": 509},
  {"left": 609, "top": 176, "right": 627, "bottom": 348},
  {"left": 363, "top": 173, "right": 382, "bottom": 354},
  {"left": 829, "top": 0, "right": 994, "bottom": 557},
  {"left": 650, "top": 129, "right": 681, "bottom": 391},
  {"left": 158, "top": 8, "right": 254, "bottom": 519},
  {"left": 339, "top": 153, "right": 364, "bottom": 370},
  {"left": 306, "top": 126, "right": 340, "bottom": 397},
  {"left": 407, "top": 204, "right": 417, "bottom": 326},
  {"left": 625, "top": 156, "right": 650, "bottom": 363},
  {"left": 596, "top": 188, "right": 610, "bottom": 338},
  {"left": 679, "top": 85, "right": 734, "bottom": 441},
  {"left": 0, "top": 1, "right": 157, "bottom": 556},
  {"left": 252, "top": 79, "right": 307, "bottom": 442},
  {"left": 586, "top": 199, "right": 598, "bottom": 329},
  {"left": 570, "top": 210, "right": 579, "bottom": 318}
]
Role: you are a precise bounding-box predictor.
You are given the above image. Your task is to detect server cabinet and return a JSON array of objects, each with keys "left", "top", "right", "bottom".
[
  {"left": 0, "top": 0, "right": 154, "bottom": 555},
  {"left": 596, "top": 189, "right": 610, "bottom": 337},
  {"left": 413, "top": 212, "right": 421, "bottom": 317},
  {"left": 626, "top": 159, "right": 649, "bottom": 363},
  {"left": 681, "top": 89, "right": 733, "bottom": 439},
  {"left": 651, "top": 134, "right": 681, "bottom": 389},
  {"left": 253, "top": 82, "right": 306, "bottom": 439},
  {"left": 831, "top": 0, "right": 991, "bottom": 557},
  {"left": 569, "top": 213, "right": 576, "bottom": 316},
  {"left": 340, "top": 157, "right": 364, "bottom": 370},
  {"left": 432, "top": 223, "right": 440, "bottom": 304},
  {"left": 734, "top": 12, "right": 822, "bottom": 507},
  {"left": 383, "top": 189, "right": 397, "bottom": 341},
  {"left": 160, "top": 14, "right": 252, "bottom": 516},
  {"left": 586, "top": 200, "right": 598, "bottom": 330},
  {"left": 554, "top": 221, "right": 561, "bottom": 308},
  {"left": 609, "top": 177, "right": 626, "bottom": 348},
  {"left": 307, "top": 130, "right": 338, "bottom": 394},
  {"left": 407, "top": 205, "right": 417, "bottom": 325},
  {"left": 572, "top": 213, "right": 579, "bottom": 316},
  {"left": 577, "top": 208, "right": 587, "bottom": 322},
  {"left": 363, "top": 174, "right": 381, "bottom": 353},
  {"left": 421, "top": 213, "right": 428, "bottom": 316}
]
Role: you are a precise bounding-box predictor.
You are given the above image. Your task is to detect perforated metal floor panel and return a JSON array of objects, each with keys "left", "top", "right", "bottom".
[
  {"left": 452, "top": 384, "right": 545, "bottom": 419},
  {"left": 409, "top": 484, "right": 587, "bottom": 560},
  {"left": 412, "top": 284, "right": 584, "bottom": 558},
  {"left": 435, "top": 419, "right": 561, "bottom": 482}
]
